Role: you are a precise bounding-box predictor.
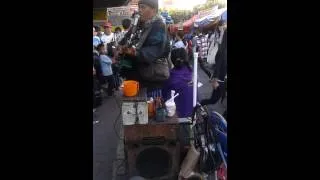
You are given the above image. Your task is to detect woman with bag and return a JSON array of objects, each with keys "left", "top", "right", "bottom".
[{"left": 162, "top": 48, "right": 193, "bottom": 118}]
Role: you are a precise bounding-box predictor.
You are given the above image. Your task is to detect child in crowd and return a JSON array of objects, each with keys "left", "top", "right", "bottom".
[{"left": 97, "top": 43, "right": 114, "bottom": 96}]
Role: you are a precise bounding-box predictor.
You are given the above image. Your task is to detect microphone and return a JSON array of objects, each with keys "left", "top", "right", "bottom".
[
  {"left": 127, "top": 11, "right": 140, "bottom": 48},
  {"left": 133, "top": 13, "right": 140, "bottom": 27}
]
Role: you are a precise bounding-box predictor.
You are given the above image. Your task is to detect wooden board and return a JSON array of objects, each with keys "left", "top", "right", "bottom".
[
  {"left": 124, "top": 123, "right": 179, "bottom": 143},
  {"left": 122, "top": 88, "right": 147, "bottom": 102}
]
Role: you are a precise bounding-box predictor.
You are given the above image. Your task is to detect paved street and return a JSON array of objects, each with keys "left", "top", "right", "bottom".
[
  {"left": 93, "top": 95, "right": 121, "bottom": 180},
  {"left": 93, "top": 65, "right": 227, "bottom": 180}
]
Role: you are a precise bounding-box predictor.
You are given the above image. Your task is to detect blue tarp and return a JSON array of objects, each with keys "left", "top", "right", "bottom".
[
  {"left": 221, "top": 11, "right": 227, "bottom": 21},
  {"left": 160, "top": 11, "right": 174, "bottom": 24}
]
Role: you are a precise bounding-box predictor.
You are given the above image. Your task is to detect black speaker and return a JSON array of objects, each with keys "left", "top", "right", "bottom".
[{"left": 125, "top": 139, "right": 180, "bottom": 180}]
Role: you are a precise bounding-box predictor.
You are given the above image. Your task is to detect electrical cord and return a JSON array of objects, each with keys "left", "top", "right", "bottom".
[
  {"left": 112, "top": 95, "right": 128, "bottom": 176},
  {"left": 113, "top": 95, "right": 123, "bottom": 140},
  {"left": 113, "top": 158, "right": 128, "bottom": 176}
]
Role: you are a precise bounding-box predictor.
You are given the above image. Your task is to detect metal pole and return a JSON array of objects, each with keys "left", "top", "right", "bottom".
[{"left": 193, "top": 52, "right": 198, "bottom": 107}]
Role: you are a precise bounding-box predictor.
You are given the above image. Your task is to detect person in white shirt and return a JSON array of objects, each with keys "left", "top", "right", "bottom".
[
  {"left": 173, "top": 31, "right": 186, "bottom": 49},
  {"left": 216, "top": 21, "right": 226, "bottom": 44},
  {"left": 114, "top": 26, "right": 123, "bottom": 46},
  {"left": 101, "top": 22, "right": 115, "bottom": 45}
]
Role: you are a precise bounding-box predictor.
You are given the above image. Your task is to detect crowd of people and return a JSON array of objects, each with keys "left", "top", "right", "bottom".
[
  {"left": 168, "top": 19, "right": 227, "bottom": 117},
  {"left": 93, "top": 0, "right": 227, "bottom": 118},
  {"left": 93, "top": 19, "right": 131, "bottom": 109},
  {"left": 189, "top": 20, "right": 228, "bottom": 109}
]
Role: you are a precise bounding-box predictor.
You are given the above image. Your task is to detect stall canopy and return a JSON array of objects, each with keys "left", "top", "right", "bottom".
[
  {"left": 169, "top": 14, "right": 198, "bottom": 34},
  {"left": 169, "top": 6, "right": 227, "bottom": 34},
  {"left": 194, "top": 8, "right": 227, "bottom": 27},
  {"left": 221, "top": 11, "right": 227, "bottom": 22}
]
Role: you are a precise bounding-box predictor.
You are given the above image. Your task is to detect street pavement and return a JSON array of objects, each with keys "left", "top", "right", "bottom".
[
  {"left": 93, "top": 95, "right": 121, "bottom": 180},
  {"left": 93, "top": 65, "right": 227, "bottom": 180}
]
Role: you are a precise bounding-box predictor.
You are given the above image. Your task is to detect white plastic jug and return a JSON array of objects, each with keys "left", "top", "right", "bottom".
[{"left": 165, "top": 90, "right": 179, "bottom": 117}]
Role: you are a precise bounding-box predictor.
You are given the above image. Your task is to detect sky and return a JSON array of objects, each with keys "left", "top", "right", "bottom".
[{"left": 159, "top": 0, "right": 207, "bottom": 10}]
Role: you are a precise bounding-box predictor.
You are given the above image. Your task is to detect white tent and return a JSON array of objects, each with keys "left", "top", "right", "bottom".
[{"left": 194, "top": 8, "right": 227, "bottom": 27}]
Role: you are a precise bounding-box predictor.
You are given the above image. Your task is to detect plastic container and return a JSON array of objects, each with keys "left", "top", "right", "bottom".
[
  {"left": 165, "top": 90, "right": 179, "bottom": 117},
  {"left": 155, "top": 108, "right": 166, "bottom": 122},
  {"left": 123, "top": 80, "right": 139, "bottom": 97},
  {"left": 165, "top": 100, "right": 176, "bottom": 117},
  {"left": 147, "top": 98, "right": 155, "bottom": 118}
]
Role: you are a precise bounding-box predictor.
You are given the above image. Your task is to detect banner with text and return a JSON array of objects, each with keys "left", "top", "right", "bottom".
[{"left": 107, "top": 5, "right": 138, "bottom": 26}]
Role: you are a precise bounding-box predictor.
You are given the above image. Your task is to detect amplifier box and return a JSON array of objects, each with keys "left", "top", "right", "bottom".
[
  {"left": 125, "top": 141, "right": 180, "bottom": 179},
  {"left": 122, "top": 88, "right": 148, "bottom": 125}
]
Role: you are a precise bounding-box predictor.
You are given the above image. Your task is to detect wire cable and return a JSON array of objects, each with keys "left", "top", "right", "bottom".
[
  {"left": 113, "top": 158, "right": 128, "bottom": 176},
  {"left": 113, "top": 95, "right": 123, "bottom": 140}
]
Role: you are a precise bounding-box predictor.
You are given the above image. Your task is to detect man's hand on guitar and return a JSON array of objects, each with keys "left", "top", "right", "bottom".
[
  {"left": 117, "top": 45, "right": 124, "bottom": 55},
  {"left": 123, "top": 46, "right": 136, "bottom": 56}
]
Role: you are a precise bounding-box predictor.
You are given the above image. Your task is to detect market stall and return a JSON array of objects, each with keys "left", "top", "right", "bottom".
[
  {"left": 94, "top": 3, "right": 227, "bottom": 179},
  {"left": 106, "top": 5, "right": 138, "bottom": 27},
  {"left": 194, "top": 7, "right": 227, "bottom": 28},
  {"left": 168, "top": 14, "right": 198, "bottom": 34},
  {"left": 118, "top": 52, "right": 227, "bottom": 180},
  {"left": 168, "top": 6, "right": 227, "bottom": 34}
]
